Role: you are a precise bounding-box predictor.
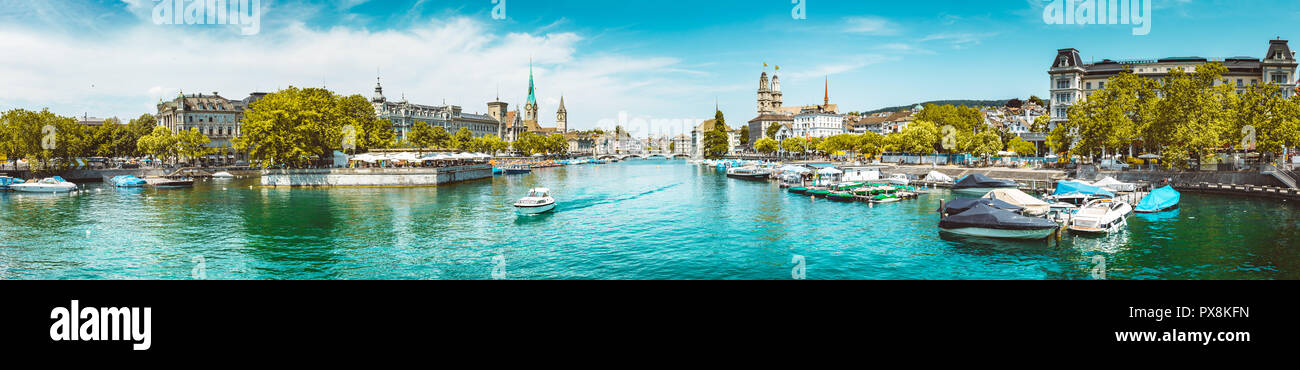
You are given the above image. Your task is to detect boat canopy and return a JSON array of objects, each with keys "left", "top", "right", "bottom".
[
  {"left": 925, "top": 171, "right": 954, "bottom": 182},
  {"left": 1093, "top": 176, "right": 1137, "bottom": 192},
  {"left": 778, "top": 165, "right": 811, "bottom": 174},
  {"left": 816, "top": 167, "right": 843, "bottom": 175},
  {"left": 939, "top": 203, "right": 1060, "bottom": 231},
  {"left": 1135, "top": 186, "right": 1181, "bottom": 212},
  {"left": 943, "top": 198, "right": 1023, "bottom": 215},
  {"left": 1053, "top": 181, "right": 1114, "bottom": 198},
  {"left": 953, "top": 174, "right": 1018, "bottom": 189},
  {"left": 983, "top": 189, "right": 1051, "bottom": 216}
]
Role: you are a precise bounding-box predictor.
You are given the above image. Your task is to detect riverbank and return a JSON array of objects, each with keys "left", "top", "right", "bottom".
[{"left": 260, "top": 165, "right": 492, "bottom": 187}]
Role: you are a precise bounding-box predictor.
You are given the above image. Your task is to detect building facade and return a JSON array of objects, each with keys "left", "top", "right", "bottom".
[
  {"left": 371, "top": 79, "right": 502, "bottom": 142},
  {"left": 792, "top": 111, "right": 844, "bottom": 139},
  {"left": 155, "top": 91, "right": 248, "bottom": 164},
  {"left": 1049, "top": 39, "right": 1298, "bottom": 127},
  {"left": 747, "top": 114, "right": 794, "bottom": 146}
]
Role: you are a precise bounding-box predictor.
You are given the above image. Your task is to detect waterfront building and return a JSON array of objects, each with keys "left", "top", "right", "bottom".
[
  {"left": 370, "top": 78, "right": 502, "bottom": 142},
  {"left": 594, "top": 131, "right": 644, "bottom": 155},
  {"left": 564, "top": 131, "right": 595, "bottom": 155},
  {"left": 670, "top": 134, "right": 693, "bottom": 156},
  {"left": 155, "top": 91, "right": 249, "bottom": 165},
  {"left": 747, "top": 114, "right": 794, "bottom": 147},
  {"left": 847, "top": 111, "right": 915, "bottom": 135},
  {"left": 1049, "top": 39, "right": 1298, "bottom": 128}
]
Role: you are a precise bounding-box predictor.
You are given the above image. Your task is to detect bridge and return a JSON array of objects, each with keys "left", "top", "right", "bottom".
[{"left": 595, "top": 152, "right": 692, "bottom": 160}]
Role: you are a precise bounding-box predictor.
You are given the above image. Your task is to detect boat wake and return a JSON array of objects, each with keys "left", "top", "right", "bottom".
[{"left": 559, "top": 183, "right": 682, "bottom": 212}]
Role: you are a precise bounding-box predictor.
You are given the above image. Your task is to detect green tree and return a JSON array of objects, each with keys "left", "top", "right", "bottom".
[
  {"left": 175, "top": 128, "right": 213, "bottom": 164},
  {"left": 895, "top": 120, "right": 941, "bottom": 154},
  {"left": 407, "top": 121, "right": 439, "bottom": 153},
  {"left": 780, "top": 137, "right": 805, "bottom": 154},
  {"left": 854, "top": 132, "right": 884, "bottom": 158},
  {"left": 702, "top": 111, "right": 730, "bottom": 159},
  {"left": 137, "top": 126, "right": 177, "bottom": 165},
  {"left": 965, "top": 129, "right": 1003, "bottom": 158},
  {"left": 765, "top": 123, "right": 783, "bottom": 138},
  {"left": 1007, "top": 136, "right": 1037, "bottom": 157},
  {"left": 738, "top": 125, "right": 750, "bottom": 147},
  {"left": 915, "top": 104, "right": 985, "bottom": 133},
  {"left": 235, "top": 86, "right": 393, "bottom": 168},
  {"left": 754, "top": 137, "right": 778, "bottom": 155},
  {"left": 1030, "top": 115, "right": 1052, "bottom": 133}
]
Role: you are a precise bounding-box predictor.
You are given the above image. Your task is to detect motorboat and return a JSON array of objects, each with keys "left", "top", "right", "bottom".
[
  {"left": 107, "top": 175, "right": 148, "bottom": 188},
  {"left": 499, "top": 164, "right": 531, "bottom": 175},
  {"left": 1047, "top": 181, "right": 1114, "bottom": 207},
  {"left": 514, "top": 188, "right": 556, "bottom": 215},
  {"left": 1068, "top": 199, "right": 1133, "bottom": 234},
  {"left": 982, "top": 188, "right": 1051, "bottom": 217},
  {"left": 726, "top": 166, "right": 772, "bottom": 180},
  {"left": 939, "top": 203, "right": 1061, "bottom": 240},
  {"left": 941, "top": 198, "right": 1024, "bottom": 216},
  {"left": 0, "top": 176, "right": 24, "bottom": 191},
  {"left": 886, "top": 173, "right": 911, "bottom": 186},
  {"left": 10, "top": 177, "right": 77, "bottom": 193},
  {"left": 1135, "top": 186, "right": 1181, "bottom": 213},
  {"left": 787, "top": 186, "right": 808, "bottom": 195},
  {"left": 146, "top": 177, "right": 195, "bottom": 188},
  {"left": 211, "top": 171, "right": 236, "bottom": 179},
  {"left": 951, "top": 174, "right": 1020, "bottom": 195},
  {"left": 826, "top": 191, "right": 857, "bottom": 202}
]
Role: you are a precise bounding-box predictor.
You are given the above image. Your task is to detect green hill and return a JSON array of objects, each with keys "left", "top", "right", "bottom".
[{"left": 856, "top": 99, "right": 1012, "bottom": 115}]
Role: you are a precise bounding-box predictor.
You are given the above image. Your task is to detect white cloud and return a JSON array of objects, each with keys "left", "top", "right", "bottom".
[
  {"left": 0, "top": 15, "right": 702, "bottom": 132},
  {"left": 783, "top": 54, "right": 897, "bottom": 80},
  {"left": 920, "top": 32, "right": 997, "bottom": 49},
  {"left": 843, "top": 16, "right": 899, "bottom": 35}
]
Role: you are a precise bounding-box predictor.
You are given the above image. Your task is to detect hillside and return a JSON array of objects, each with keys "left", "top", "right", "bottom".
[{"left": 856, "top": 99, "right": 1013, "bottom": 115}]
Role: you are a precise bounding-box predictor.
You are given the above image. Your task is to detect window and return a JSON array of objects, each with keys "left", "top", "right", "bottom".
[
  {"left": 1056, "top": 79, "right": 1070, "bottom": 89},
  {"left": 1086, "top": 82, "right": 1092, "bottom": 90},
  {"left": 1237, "top": 79, "right": 1244, "bottom": 87},
  {"left": 1272, "top": 73, "right": 1288, "bottom": 84},
  {"left": 1099, "top": 82, "right": 1106, "bottom": 89}
]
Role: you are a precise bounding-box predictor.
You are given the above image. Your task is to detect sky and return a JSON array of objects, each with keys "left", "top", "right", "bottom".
[{"left": 2, "top": 0, "right": 1299, "bottom": 137}]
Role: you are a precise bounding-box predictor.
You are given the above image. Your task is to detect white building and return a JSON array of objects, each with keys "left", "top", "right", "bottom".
[
  {"left": 1049, "top": 39, "right": 1298, "bottom": 128},
  {"left": 792, "top": 112, "right": 844, "bottom": 139}
]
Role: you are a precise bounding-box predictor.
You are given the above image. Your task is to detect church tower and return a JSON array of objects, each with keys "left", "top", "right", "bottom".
[
  {"left": 488, "top": 89, "right": 509, "bottom": 137},
  {"left": 771, "top": 74, "right": 783, "bottom": 111},
  {"left": 757, "top": 71, "right": 772, "bottom": 114},
  {"left": 524, "top": 61, "right": 539, "bottom": 123},
  {"left": 372, "top": 76, "right": 386, "bottom": 104},
  {"left": 556, "top": 95, "right": 567, "bottom": 133}
]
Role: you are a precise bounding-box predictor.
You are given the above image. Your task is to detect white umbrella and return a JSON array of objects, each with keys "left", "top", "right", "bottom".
[
  {"left": 390, "top": 153, "right": 420, "bottom": 162},
  {"left": 1138, "top": 154, "right": 1162, "bottom": 159},
  {"left": 778, "top": 165, "right": 810, "bottom": 173},
  {"left": 816, "top": 167, "right": 843, "bottom": 175}
]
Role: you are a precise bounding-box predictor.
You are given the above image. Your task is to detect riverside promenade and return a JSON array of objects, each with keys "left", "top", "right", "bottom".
[{"left": 260, "top": 165, "right": 492, "bottom": 187}]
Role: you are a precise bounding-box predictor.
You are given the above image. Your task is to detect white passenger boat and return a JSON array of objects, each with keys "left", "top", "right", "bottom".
[
  {"left": 10, "top": 177, "right": 77, "bottom": 193},
  {"left": 514, "top": 188, "right": 557, "bottom": 215},
  {"left": 1068, "top": 199, "right": 1133, "bottom": 234},
  {"left": 211, "top": 171, "right": 236, "bottom": 179}
]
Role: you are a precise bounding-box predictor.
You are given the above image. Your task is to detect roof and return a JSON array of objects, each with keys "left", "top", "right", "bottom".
[{"left": 748, "top": 114, "right": 795, "bottom": 123}]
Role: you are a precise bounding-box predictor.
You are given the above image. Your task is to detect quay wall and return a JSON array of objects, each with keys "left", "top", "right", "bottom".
[
  {"left": 260, "top": 165, "right": 491, "bottom": 187},
  {"left": 1099, "top": 170, "right": 1286, "bottom": 188},
  {"left": 3, "top": 168, "right": 168, "bottom": 182}
]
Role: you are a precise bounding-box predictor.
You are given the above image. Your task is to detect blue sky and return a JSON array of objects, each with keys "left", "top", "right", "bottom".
[{"left": 2, "top": 0, "right": 1299, "bottom": 136}]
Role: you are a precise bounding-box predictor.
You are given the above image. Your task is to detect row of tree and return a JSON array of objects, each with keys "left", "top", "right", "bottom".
[
  {"left": 1049, "top": 63, "right": 1300, "bottom": 169},
  {"left": 0, "top": 109, "right": 220, "bottom": 169}
]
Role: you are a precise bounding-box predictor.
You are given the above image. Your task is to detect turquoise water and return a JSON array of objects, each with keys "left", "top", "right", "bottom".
[{"left": 1, "top": 159, "right": 1297, "bottom": 280}]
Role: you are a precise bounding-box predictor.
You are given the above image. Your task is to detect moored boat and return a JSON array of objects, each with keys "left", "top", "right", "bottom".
[
  {"left": 787, "top": 186, "right": 808, "bottom": 194},
  {"left": 11, "top": 177, "right": 77, "bottom": 193},
  {"left": 886, "top": 173, "right": 911, "bottom": 186},
  {"left": 514, "top": 188, "right": 556, "bottom": 215},
  {"left": 939, "top": 203, "right": 1060, "bottom": 240},
  {"left": 827, "top": 191, "right": 857, "bottom": 202},
  {"left": 805, "top": 188, "right": 831, "bottom": 197},
  {"left": 1135, "top": 186, "right": 1180, "bottom": 213},
  {"left": 1048, "top": 181, "right": 1114, "bottom": 207},
  {"left": 211, "top": 171, "right": 236, "bottom": 179},
  {"left": 725, "top": 166, "right": 772, "bottom": 180},
  {"left": 983, "top": 188, "right": 1051, "bottom": 217},
  {"left": 1068, "top": 199, "right": 1132, "bottom": 234},
  {"left": 147, "top": 177, "right": 195, "bottom": 188},
  {"left": 107, "top": 175, "right": 148, "bottom": 188},
  {"left": 951, "top": 174, "right": 1020, "bottom": 195}
]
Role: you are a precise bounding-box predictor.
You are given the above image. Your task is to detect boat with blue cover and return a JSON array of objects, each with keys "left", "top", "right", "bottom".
[
  {"left": 1048, "top": 181, "right": 1115, "bottom": 207},
  {"left": 0, "top": 176, "right": 24, "bottom": 191},
  {"left": 107, "top": 175, "right": 148, "bottom": 187},
  {"left": 1135, "top": 186, "right": 1180, "bottom": 213}
]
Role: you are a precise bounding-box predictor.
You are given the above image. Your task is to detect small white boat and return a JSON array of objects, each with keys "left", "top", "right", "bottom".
[
  {"left": 11, "top": 177, "right": 77, "bottom": 193},
  {"left": 514, "top": 188, "right": 556, "bottom": 215},
  {"left": 1068, "top": 199, "right": 1133, "bottom": 234},
  {"left": 886, "top": 173, "right": 911, "bottom": 186},
  {"left": 211, "top": 171, "right": 235, "bottom": 179}
]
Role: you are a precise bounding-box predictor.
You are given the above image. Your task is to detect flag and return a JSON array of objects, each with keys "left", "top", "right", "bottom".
[{"left": 775, "top": 65, "right": 780, "bottom": 71}]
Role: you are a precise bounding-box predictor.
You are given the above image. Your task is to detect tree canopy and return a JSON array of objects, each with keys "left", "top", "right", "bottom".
[{"left": 235, "top": 87, "right": 394, "bottom": 168}]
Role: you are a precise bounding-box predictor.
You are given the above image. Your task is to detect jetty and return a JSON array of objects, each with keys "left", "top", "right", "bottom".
[{"left": 260, "top": 165, "right": 491, "bottom": 187}]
